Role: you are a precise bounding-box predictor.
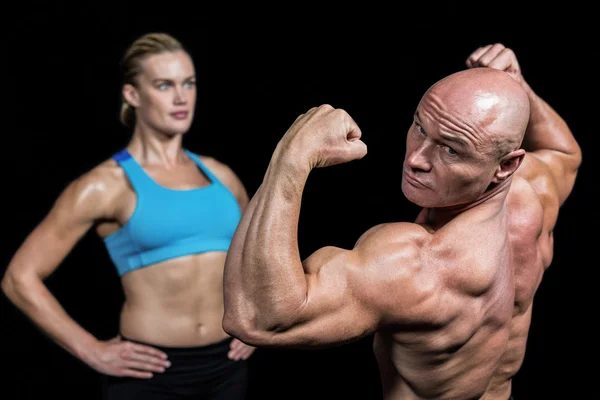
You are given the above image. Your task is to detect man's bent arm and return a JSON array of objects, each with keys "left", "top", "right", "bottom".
[
  {"left": 222, "top": 149, "right": 437, "bottom": 348},
  {"left": 519, "top": 81, "right": 582, "bottom": 205},
  {"left": 223, "top": 145, "right": 325, "bottom": 344},
  {"left": 465, "top": 43, "right": 582, "bottom": 205},
  {"left": 223, "top": 105, "right": 437, "bottom": 348}
]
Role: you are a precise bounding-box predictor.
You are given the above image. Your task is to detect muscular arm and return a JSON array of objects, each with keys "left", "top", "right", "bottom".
[
  {"left": 518, "top": 80, "right": 582, "bottom": 206},
  {"left": 466, "top": 43, "right": 582, "bottom": 207},
  {"left": 1, "top": 168, "right": 118, "bottom": 363},
  {"left": 223, "top": 142, "right": 434, "bottom": 348}
]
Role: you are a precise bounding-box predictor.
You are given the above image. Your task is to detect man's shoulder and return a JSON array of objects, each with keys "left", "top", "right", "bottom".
[
  {"left": 509, "top": 174, "right": 542, "bottom": 202},
  {"left": 355, "top": 222, "right": 432, "bottom": 250},
  {"left": 513, "top": 153, "right": 561, "bottom": 212},
  {"left": 354, "top": 222, "right": 433, "bottom": 275},
  {"left": 354, "top": 223, "right": 448, "bottom": 326},
  {"left": 507, "top": 175, "right": 547, "bottom": 226}
]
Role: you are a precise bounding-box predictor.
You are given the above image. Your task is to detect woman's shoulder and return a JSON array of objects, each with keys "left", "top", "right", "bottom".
[
  {"left": 189, "top": 151, "right": 245, "bottom": 192},
  {"left": 63, "top": 153, "right": 131, "bottom": 201}
]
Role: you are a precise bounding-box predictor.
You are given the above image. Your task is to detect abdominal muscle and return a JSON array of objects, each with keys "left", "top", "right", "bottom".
[{"left": 117, "top": 251, "right": 229, "bottom": 347}]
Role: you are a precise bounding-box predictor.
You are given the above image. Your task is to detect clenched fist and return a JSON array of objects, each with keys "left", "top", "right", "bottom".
[{"left": 277, "top": 104, "right": 367, "bottom": 170}]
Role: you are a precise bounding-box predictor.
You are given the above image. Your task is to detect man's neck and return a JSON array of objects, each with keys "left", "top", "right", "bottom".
[{"left": 426, "top": 178, "right": 513, "bottom": 230}]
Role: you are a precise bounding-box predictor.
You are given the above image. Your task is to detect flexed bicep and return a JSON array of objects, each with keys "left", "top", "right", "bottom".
[
  {"left": 234, "top": 223, "right": 435, "bottom": 348},
  {"left": 245, "top": 245, "right": 379, "bottom": 348}
]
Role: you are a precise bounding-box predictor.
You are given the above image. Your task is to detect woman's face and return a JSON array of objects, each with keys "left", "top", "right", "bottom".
[{"left": 124, "top": 50, "right": 196, "bottom": 136}]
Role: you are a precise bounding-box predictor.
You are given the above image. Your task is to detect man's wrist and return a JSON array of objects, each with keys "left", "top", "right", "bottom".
[{"left": 271, "top": 141, "right": 312, "bottom": 177}]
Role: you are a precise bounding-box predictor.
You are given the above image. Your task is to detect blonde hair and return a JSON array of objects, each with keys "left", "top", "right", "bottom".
[{"left": 119, "top": 33, "right": 185, "bottom": 128}]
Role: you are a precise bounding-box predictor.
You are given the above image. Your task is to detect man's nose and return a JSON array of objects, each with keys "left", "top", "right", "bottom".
[{"left": 407, "top": 142, "right": 432, "bottom": 172}]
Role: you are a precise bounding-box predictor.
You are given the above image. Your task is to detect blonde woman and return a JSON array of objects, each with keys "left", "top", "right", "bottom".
[{"left": 2, "top": 32, "right": 255, "bottom": 399}]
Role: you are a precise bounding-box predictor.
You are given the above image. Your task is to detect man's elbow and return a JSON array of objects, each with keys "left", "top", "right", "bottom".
[
  {"left": 0, "top": 273, "right": 10, "bottom": 298},
  {"left": 566, "top": 144, "right": 582, "bottom": 187},
  {"left": 573, "top": 144, "right": 582, "bottom": 170},
  {"left": 222, "top": 312, "right": 271, "bottom": 347},
  {"left": 222, "top": 311, "right": 244, "bottom": 338}
]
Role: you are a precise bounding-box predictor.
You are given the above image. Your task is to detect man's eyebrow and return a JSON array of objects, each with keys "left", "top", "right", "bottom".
[
  {"left": 415, "top": 111, "right": 469, "bottom": 149},
  {"left": 439, "top": 133, "right": 469, "bottom": 148}
]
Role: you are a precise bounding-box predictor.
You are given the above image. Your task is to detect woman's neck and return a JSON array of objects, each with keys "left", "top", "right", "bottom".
[{"left": 127, "top": 125, "right": 186, "bottom": 167}]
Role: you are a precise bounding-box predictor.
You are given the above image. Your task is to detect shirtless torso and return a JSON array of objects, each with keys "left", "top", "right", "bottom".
[
  {"left": 221, "top": 43, "right": 580, "bottom": 400},
  {"left": 373, "top": 155, "right": 557, "bottom": 400}
]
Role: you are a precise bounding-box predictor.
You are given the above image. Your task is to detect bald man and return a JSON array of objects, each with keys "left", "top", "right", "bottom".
[{"left": 222, "top": 43, "right": 581, "bottom": 399}]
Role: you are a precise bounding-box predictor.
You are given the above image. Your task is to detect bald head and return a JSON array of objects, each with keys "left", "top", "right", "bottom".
[{"left": 427, "top": 67, "right": 530, "bottom": 158}]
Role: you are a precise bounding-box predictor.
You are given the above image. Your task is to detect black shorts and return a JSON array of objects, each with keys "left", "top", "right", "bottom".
[{"left": 101, "top": 336, "right": 248, "bottom": 400}]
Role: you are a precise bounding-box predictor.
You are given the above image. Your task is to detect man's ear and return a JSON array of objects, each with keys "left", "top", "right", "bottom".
[
  {"left": 492, "top": 149, "right": 526, "bottom": 183},
  {"left": 122, "top": 83, "right": 140, "bottom": 108}
]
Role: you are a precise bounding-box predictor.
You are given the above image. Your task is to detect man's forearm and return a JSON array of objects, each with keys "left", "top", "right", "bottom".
[
  {"left": 224, "top": 146, "right": 310, "bottom": 334},
  {"left": 521, "top": 81, "right": 581, "bottom": 158}
]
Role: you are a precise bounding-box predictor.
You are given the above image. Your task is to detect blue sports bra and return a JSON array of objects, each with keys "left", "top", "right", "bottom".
[{"left": 103, "top": 149, "right": 242, "bottom": 276}]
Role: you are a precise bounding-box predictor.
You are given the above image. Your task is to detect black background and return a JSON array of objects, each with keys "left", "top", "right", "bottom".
[{"left": 2, "top": 2, "right": 597, "bottom": 399}]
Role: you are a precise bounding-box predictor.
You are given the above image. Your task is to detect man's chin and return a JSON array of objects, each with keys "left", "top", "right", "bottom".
[{"left": 402, "top": 184, "right": 435, "bottom": 208}]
